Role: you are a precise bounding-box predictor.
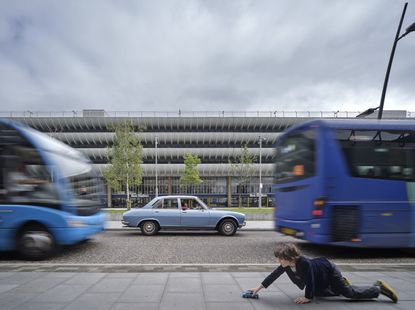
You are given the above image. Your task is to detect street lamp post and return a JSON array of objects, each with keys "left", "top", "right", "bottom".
[
  {"left": 379, "top": 2, "right": 410, "bottom": 119},
  {"left": 155, "top": 136, "right": 158, "bottom": 197},
  {"left": 356, "top": 2, "right": 415, "bottom": 119},
  {"left": 258, "top": 136, "right": 266, "bottom": 208}
]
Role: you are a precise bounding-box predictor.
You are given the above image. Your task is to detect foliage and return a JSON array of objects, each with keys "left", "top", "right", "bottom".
[
  {"left": 231, "top": 143, "right": 257, "bottom": 186},
  {"left": 231, "top": 143, "right": 257, "bottom": 207},
  {"left": 103, "top": 122, "right": 143, "bottom": 209},
  {"left": 179, "top": 152, "right": 203, "bottom": 187}
]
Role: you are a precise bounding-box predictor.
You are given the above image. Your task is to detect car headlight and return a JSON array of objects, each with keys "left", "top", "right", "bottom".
[{"left": 67, "top": 220, "right": 87, "bottom": 227}]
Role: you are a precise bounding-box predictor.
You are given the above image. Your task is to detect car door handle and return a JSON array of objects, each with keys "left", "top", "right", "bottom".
[
  {"left": 155, "top": 210, "right": 160, "bottom": 213},
  {"left": 181, "top": 211, "right": 187, "bottom": 214}
]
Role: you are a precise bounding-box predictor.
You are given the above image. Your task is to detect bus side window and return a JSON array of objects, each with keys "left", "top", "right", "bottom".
[
  {"left": 403, "top": 168, "right": 413, "bottom": 179},
  {"left": 337, "top": 129, "right": 415, "bottom": 182},
  {"left": 0, "top": 154, "right": 5, "bottom": 201}
]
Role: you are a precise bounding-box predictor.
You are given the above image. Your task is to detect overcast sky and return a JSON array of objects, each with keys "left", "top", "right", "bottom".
[{"left": 0, "top": 0, "right": 414, "bottom": 113}]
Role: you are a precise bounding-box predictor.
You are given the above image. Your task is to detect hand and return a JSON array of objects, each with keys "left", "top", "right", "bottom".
[
  {"left": 295, "top": 297, "right": 311, "bottom": 304},
  {"left": 249, "top": 287, "right": 258, "bottom": 295}
]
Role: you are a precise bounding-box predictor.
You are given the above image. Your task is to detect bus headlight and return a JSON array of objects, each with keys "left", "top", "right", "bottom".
[{"left": 67, "top": 220, "right": 87, "bottom": 227}]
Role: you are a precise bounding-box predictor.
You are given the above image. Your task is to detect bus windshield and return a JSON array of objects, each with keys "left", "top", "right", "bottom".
[
  {"left": 0, "top": 122, "right": 103, "bottom": 215},
  {"left": 23, "top": 125, "right": 85, "bottom": 161},
  {"left": 275, "top": 129, "right": 316, "bottom": 184}
]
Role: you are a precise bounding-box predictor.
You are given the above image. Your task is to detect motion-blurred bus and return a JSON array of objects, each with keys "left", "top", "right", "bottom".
[
  {"left": 273, "top": 119, "right": 415, "bottom": 248},
  {"left": 0, "top": 119, "right": 106, "bottom": 259}
]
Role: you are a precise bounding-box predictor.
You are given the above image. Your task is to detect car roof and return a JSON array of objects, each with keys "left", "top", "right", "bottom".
[{"left": 154, "top": 195, "right": 199, "bottom": 199}]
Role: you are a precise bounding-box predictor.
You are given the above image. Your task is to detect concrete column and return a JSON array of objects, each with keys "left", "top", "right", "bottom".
[
  {"left": 168, "top": 176, "right": 172, "bottom": 195},
  {"left": 227, "top": 176, "right": 232, "bottom": 208}
]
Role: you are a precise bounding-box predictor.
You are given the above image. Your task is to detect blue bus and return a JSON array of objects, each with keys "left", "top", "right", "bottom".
[
  {"left": 0, "top": 119, "right": 106, "bottom": 259},
  {"left": 274, "top": 119, "right": 415, "bottom": 248}
]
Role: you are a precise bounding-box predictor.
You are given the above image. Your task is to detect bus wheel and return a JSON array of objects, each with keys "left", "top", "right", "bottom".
[
  {"left": 17, "top": 225, "right": 56, "bottom": 260},
  {"left": 218, "top": 219, "right": 237, "bottom": 236},
  {"left": 141, "top": 221, "right": 159, "bottom": 236}
]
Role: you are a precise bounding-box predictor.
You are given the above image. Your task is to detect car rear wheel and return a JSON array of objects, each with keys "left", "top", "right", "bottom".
[
  {"left": 17, "top": 224, "right": 56, "bottom": 260},
  {"left": 219, "top": 219, "right": 237, "bottom": 236},
  {"left": 141, "top": 221, "right": 159, "bottom": 236}
]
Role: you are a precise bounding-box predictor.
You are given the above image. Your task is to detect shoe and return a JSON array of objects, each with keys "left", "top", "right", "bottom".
[
  {"left": 343, "top": 277, "right": 352, "bottom": 286},
  {"left": 374, "top": 280, "right": 398, "bottom": 303}
]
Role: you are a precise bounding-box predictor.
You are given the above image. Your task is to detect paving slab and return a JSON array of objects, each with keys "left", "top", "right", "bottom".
[
  {"left": 159, "top": 292, "right": 205, "bottom": 310},
  {"left": 88, "top": 277, "right": 133, "bottom": 293},
  {"left": 111, "top": 303, "right": 159, "bottom": 310},
  {"left": 119, "top": 284, "right": 165, "bottom": 302},
  {"left": 63, "top": 292, "right": 121, "bottom": 310},
  {"left": 32, "top": 284, "right": 90, "bottom": 303},
  {"left": 13, "top": 301, "right": 66, "bottom": 310}
]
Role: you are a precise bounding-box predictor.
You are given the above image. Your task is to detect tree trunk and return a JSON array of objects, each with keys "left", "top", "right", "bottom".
[
  {"left": 126, "top": 178, "right": 130, "bottom": 210},
  {"left": 227, "top": 176, "right": 232, "bottom": 208},
  {"left": 107, "top": 184, "right": 112, "bottom": 208},
  {"left": 126, "top": 160, "right": 130, "bottom": 210}
]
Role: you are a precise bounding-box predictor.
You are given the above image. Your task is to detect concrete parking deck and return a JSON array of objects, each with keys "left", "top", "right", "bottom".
[{"left": 0, "top": 270, "right": 413, "bottom": 310}]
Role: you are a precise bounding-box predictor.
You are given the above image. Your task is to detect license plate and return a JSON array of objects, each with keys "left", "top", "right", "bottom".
[{"left": 281, "top": 227, "right": 297, "bottom": 236}]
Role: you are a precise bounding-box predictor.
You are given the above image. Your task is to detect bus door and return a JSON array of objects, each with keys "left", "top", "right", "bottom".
[{"left": 274, "top": 128, "right": 323, "bottom": 232}]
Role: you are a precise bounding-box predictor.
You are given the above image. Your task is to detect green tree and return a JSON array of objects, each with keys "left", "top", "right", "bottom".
[
  {"left": 231, "top": 144, "right": 256, "bottom": 207},
  {"left": 103, "top": 123, "right": 143, "bottom": 209},
  {"left": 180, "top": 153, "right": 203, "bottom": 192}
]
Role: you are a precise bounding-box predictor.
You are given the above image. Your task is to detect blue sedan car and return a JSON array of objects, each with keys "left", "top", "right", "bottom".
[{"left": 122, "top": 195, "right": 246, "bottom": 236}]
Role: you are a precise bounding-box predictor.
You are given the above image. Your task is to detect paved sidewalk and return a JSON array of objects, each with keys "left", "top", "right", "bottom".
[
  {"left": 105, "top": 220, "right": 274, "bottom": 231},
  {"left": 0, "top": 271, "right": 413, "bottom": 310}
]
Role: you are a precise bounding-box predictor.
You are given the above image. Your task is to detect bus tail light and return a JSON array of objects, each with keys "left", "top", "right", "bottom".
[{"left": 312, "top": 197, "right": 326, "bottom": 217}]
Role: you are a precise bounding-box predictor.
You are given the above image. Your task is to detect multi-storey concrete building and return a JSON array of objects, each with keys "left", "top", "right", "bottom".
[{"left": 2, "top": 110, "right": 412, "bottom": 207}]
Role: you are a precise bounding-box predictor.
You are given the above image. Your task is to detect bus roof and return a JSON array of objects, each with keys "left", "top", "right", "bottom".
[{"left": 285, "top": 119, "right": 415, "bottom": 134}]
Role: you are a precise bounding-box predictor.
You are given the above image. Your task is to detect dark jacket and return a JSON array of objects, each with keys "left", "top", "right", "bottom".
[{"left": 261, "top": 256, "right": 334, "bottom": 299}]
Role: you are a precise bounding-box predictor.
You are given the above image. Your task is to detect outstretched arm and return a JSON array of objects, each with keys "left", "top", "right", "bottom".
[
  {"left": 246, "top": 265, "right": 285, "bottom": 296},
  {"left": 249, "top": 284, "right": 264, "bottom": 295},
  {"left": 261, "top": 265, "right": 285, "bottom": 289}
]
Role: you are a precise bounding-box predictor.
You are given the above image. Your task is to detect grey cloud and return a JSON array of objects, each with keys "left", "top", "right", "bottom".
[{"left": 0, "top": 0, "right": 414, "bottom": 112}]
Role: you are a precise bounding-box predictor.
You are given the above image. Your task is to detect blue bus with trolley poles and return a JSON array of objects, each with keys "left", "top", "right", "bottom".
[
  {"left": 0, "top": 119, "right": 106, "bottom": 259},
  {"left": 273, "top": 119, "right": 415, "bottom": 248}
]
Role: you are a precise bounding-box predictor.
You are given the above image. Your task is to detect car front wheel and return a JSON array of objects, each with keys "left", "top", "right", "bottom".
[
  {"left": 219, "top": 219, "right": 237, "bottom": 236},
  {"left": 141, "top": 221, "right": 159, "bottom": 236},
  {"left": 17, "top": 225, "right": 56, "bottom": 260}
]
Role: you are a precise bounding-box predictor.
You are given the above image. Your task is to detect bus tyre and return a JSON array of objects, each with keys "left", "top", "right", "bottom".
[
  {"left": 141, "top": 221, "right": 159, "bottom": 236},
  {"left": 219, "top": 219, "right": 237, "bottom": 236},
  {"left": 17, "top": 225, "right": 56, "bottom": 260}
]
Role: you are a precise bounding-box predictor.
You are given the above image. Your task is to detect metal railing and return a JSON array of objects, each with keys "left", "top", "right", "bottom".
[{"left": 0, "top": 110, "right": 413, "bottom": 118}]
